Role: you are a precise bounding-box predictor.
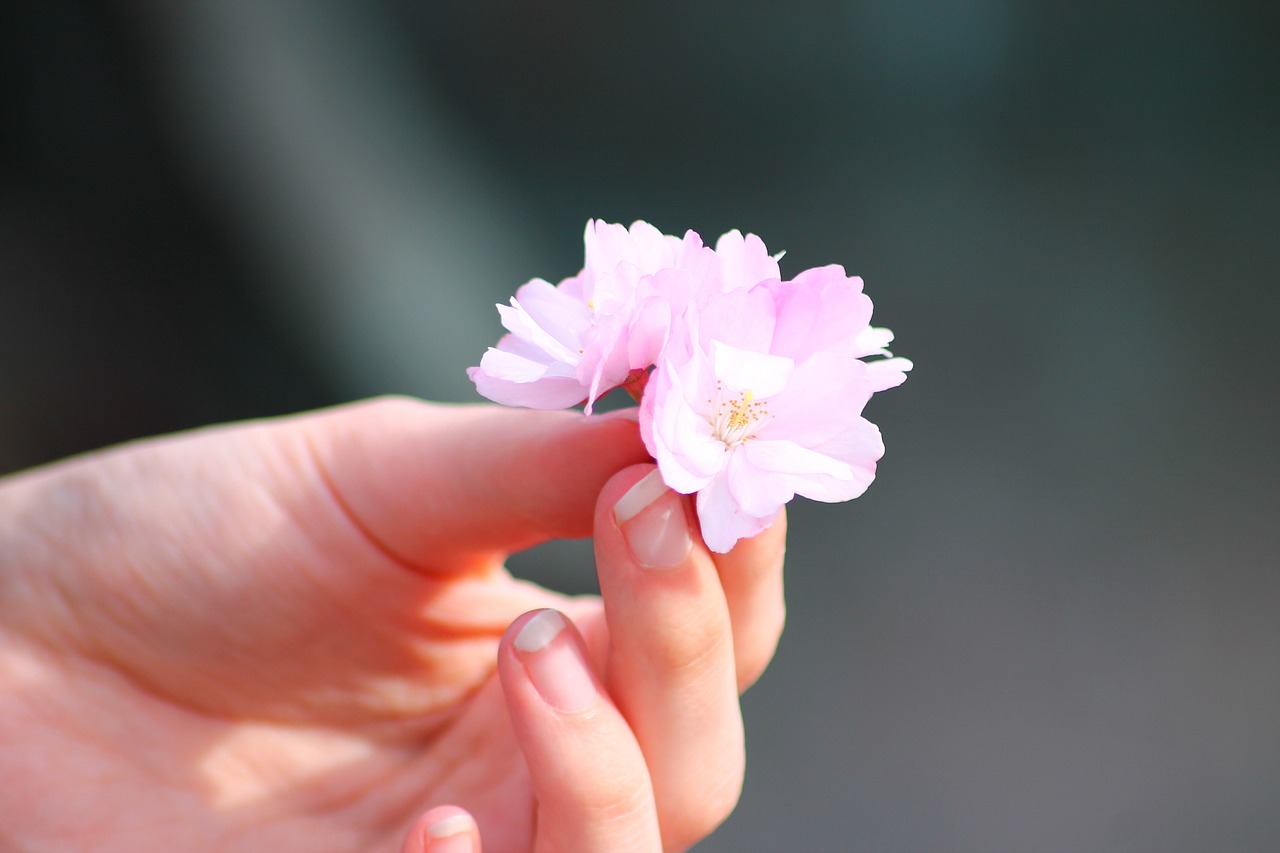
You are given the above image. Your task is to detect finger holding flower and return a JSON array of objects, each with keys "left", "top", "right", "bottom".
[
  {"left": 454, "top": 214, "right": 913, "bottom": 847},
  {"left": 470, "top": 219, "right": 911, "bottom": 553}
]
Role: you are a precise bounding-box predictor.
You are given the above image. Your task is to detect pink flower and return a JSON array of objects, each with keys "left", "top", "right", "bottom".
[
  {"left": 469, "top": 219, "right": 910, "bottom": 554},
  {"left": 640, "top": 266, "right": 911, "bottom": 552},
  {"left": 469, "top": 220, "right": 782, "bottom": 412},
  {"left": 468, "top": 220, "right": 709, "bottom": 411},
  {"left": 467, "top": 274, "right": 596, "bottom": 409}
]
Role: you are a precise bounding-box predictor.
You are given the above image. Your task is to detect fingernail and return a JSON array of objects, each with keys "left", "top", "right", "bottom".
[
  {"left": 613, "top": 469, "right": 692, "bottom": 569},
  {"left": 424, "top": 813, "right": 476, "bottom": 853},
  {"left": 513, "top": 610, "right": 598, "bottom": 713}
]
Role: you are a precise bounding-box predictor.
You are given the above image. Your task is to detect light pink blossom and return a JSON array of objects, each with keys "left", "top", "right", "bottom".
[
  {"left": 470, "top": 220, "right": 910, "bottom": 554},
  {"left": 469, "top": 220, "right": 789, "bottom": 412},
  {"left": 469, "top": 220, "right": 711, "bottom": 411},
  {"left": 640, "top": 266, "right": 911, "bottom": 552}
]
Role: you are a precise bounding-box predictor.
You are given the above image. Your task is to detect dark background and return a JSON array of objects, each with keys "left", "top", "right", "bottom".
[{"left": 3, "top": 2, "right": 1278, "bottom": 850}]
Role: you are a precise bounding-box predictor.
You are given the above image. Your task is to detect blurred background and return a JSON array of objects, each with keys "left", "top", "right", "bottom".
[{"left": 3, "top": 1, "right": 1277, "bottom": 849}]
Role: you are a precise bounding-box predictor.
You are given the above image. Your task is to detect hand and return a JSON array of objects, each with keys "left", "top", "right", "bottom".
[{"left": 0, "top": 397, "right": 786, "bottom": 852}]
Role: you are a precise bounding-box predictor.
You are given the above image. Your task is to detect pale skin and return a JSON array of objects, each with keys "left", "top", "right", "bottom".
[{"left": 0, "top": 397, "right": 786, "bottom": 852}]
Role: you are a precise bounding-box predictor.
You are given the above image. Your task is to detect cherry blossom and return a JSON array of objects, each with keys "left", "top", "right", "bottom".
[
  {"left": 640, "top": 267, "right": 911, "bottom": 552},
  {"left": 468, "top": 221, "right": 784, "bottom": 412},
  {"left": 469, "top": 220, "right": 909, "bottom": 552},
  {"left": 468, "top": 220, "right": 712, "bottom": 411}
]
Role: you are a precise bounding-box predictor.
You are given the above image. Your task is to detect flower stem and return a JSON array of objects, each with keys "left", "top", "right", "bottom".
[{"left": 622, "top": 368, "right": 650, "bottom": 404}]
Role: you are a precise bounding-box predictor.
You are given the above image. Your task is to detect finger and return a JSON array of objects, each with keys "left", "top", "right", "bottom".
[
  {"left": 400, "top": 806, "right": 481, "bottom": 853},
  {"left": 498, "top": 609, "right": 662, "bottom": 853},
  {"left": 709, "top": 508, "right": 788, "bottom": 691},
  {"left": 595, "top": 465, "right": 746, "bottom": 852},
  {"left": 298, "top": 397, "right": 650, "bottom": 572}
]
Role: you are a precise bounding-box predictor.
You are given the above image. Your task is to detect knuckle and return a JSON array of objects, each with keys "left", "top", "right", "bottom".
[
  {"left": 576, "top": 763, "right": 654, "bottom": 823},
  {"left": 648, "top": 606, "right": 730, "bottom": 679}
]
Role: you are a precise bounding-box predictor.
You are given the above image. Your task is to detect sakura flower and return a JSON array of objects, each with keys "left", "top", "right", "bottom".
[
  {"left": 469, "top": 219, "right": 910, "bottom": 553},
  {"left": 467, "top": 275, "right": 595, "bottom": 409},
  {"left": 469, "top": 220, "right": 707, "bottom": 411},
  {"left": 574, "top": 221, "right": 712, "bottom": 407},
  {"left": 640, "top": 266, "right": 911, "bottom": 552},
  {"left": 469, "top": 220, "right": 784, "bottom": 411}
]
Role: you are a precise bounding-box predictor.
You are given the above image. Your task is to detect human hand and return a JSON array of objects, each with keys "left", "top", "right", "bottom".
[{"left": 0, "top": 397, "right": 786, "bottom": 852}]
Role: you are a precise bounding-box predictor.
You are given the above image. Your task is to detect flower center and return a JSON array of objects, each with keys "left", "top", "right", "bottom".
[{"left": 710, "top": 382, "right": 770, "bottom": 447}]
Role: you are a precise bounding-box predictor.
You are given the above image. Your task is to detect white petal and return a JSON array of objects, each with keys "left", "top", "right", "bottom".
[
  {"left": 710, "top": 340, "right": 793, "bottom": 397},
  {"left": 865, "top": 357, "right": 913, "bottom": 391},
  {"left": 742, "top": 435, "right": 870, "bottom": 502},
  {"left": 498, "top": 294, "right": 583, "bottom": 366},
  {"left": 695, "top": 473, "right": 778, "bottom": 553},
  {"left": 468, "top": 365, "right": 588, "bottom": 409}
]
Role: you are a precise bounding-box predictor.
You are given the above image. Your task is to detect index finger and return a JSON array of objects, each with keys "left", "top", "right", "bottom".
[{"left": 301, "top": 397, "right": 651, "bottom": 573}]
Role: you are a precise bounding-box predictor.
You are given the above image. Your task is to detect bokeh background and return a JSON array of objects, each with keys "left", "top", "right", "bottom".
[{"left": 3, "top": 2, "right": 1278, "bottom": 850}]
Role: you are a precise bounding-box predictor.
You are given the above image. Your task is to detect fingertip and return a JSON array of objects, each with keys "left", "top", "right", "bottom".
[
  {"left": 715, "top": 503, "right": 787, "bottom": 587},
  {"left": 611, "top": 468, "right": 694, "bottom": 569},
  {"left": 497, "top": 609, "right": 663, "bottom": 851},
  {"left": 744, "top": 503, "right": 788, "bottom": 553},
  {"left": 402, "top": 806, "right": 480, "bottom": 853},
  {"left": 510, "top": 412, "right": 651, "bottom": 541},
  {"left": 501, "top": 609, "right": 601, "bottom": 715}
]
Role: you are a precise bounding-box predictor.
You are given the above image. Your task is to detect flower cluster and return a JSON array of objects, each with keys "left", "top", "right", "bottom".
[{"left": 468, "top": 220, "right": 911, "bottom": 552}]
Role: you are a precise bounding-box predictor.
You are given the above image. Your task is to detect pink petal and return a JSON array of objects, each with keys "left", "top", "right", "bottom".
[
  {"left": 467, "top": 358, "right": 587, "bottom": 409},
  {"left": 695, "top": 471, "right": 778, "bottom": 553},
  {"left": 714, "top": 229, "right": 781, "bottom": 291},
  {"left": 742, "top": 437, "right": 873, "bottom": 505},
  {"left": 699, "top": 287, "right": 777, "bottom": 353},
  {"left": 710, "top": 340, "right": 794, "bottom": 399},
  {"left": 644, "top": 348, "right": 725, "bottom": 492},
  {"left": 766, "top": 267, "right": 873, "bottom": 361}
]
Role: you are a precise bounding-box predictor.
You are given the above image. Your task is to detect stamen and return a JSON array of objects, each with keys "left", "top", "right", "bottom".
[{"left": 710, "top": 381, "right": 770, "bottom": 447}]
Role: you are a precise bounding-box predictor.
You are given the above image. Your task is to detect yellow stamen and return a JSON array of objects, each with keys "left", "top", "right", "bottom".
[
  {"left": 727, "top": 390, "right": 755, "bottom": 431},
  {"left": 712, "top": 384, "right": 769, "bottom": 446}
]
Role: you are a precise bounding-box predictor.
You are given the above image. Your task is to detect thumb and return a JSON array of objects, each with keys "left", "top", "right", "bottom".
[{"left": 299, "top": 397, "right": 650, "bottom": 573}]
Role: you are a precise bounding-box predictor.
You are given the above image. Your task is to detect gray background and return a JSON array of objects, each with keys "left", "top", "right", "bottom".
[{"left": 3, "top": 2, "right": 1277, "bottom": 850}]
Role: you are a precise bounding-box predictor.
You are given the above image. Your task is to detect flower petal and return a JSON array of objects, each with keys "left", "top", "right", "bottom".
[
  {"left": 710, "top": 340, "right": 794, "bottom": 399},
  {"left": 643, "top": 344, "right": 725, "bottom": 492},
  {"left": 695, "top": 470, "right": 778, "bottom": 553},
  {"left": 466, "top": 355, "right": 587, "bottom": 410},
  {"left": 700, "top": 287, "right": 777, "bottom": 354},
  {"left": 742, "top": 436, "right": 873, "bottom": 505},
  {"left": 714, "top": 229, "right": 781, "bottom": 291},
  {"left": 766, "top": 267, "right": 873, "bottom": 361}
]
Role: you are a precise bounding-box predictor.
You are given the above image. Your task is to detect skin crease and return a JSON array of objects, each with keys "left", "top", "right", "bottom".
[{"left": 0, "top": 397, "right": 786, "bottom": 852}]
